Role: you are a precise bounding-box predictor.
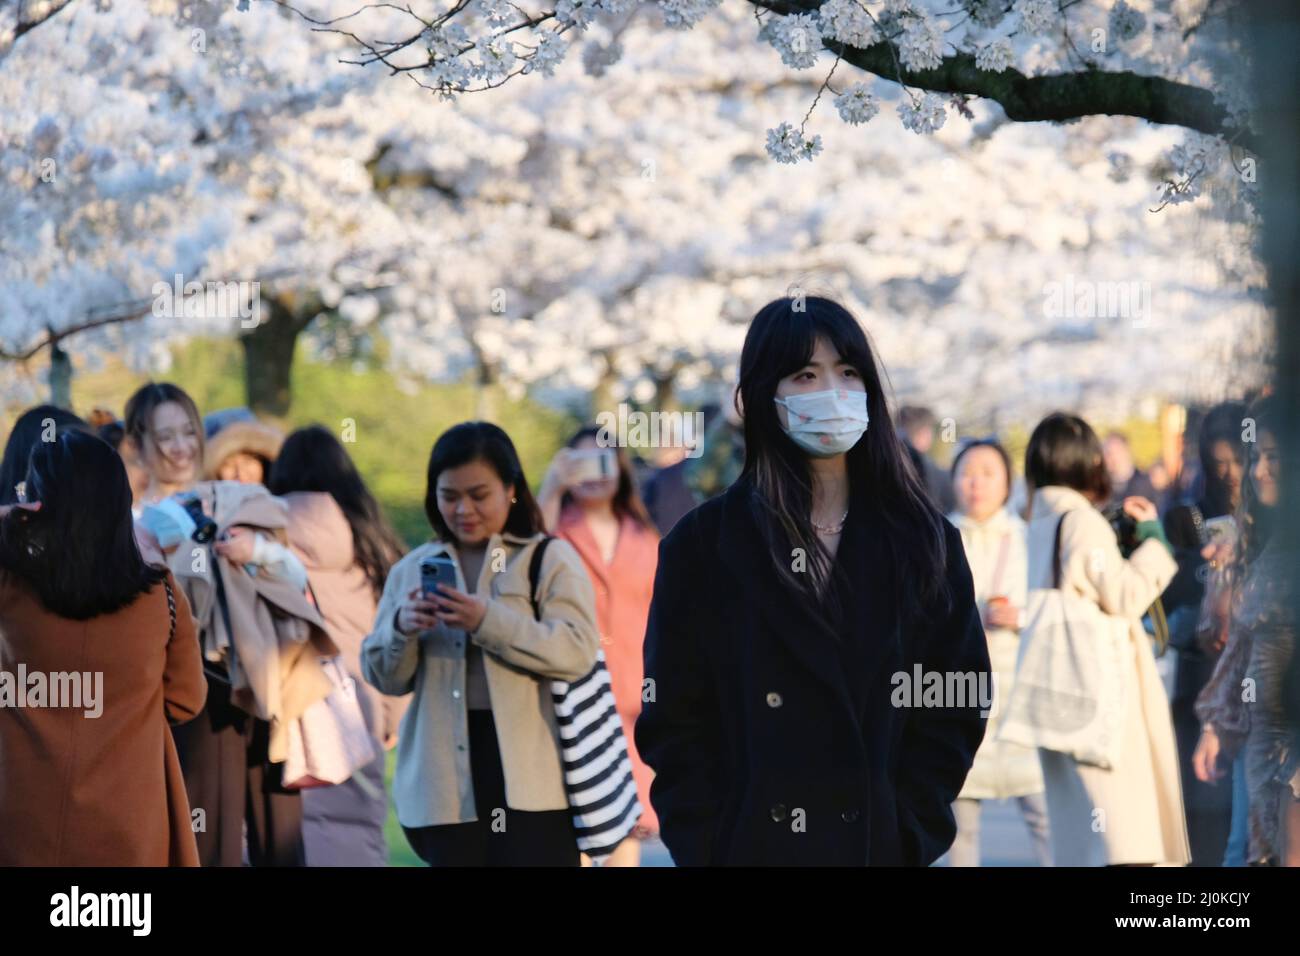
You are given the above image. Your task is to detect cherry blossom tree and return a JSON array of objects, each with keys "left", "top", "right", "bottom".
[{"left": 0, "top": 0, "right": 1269, "bottom": 432}]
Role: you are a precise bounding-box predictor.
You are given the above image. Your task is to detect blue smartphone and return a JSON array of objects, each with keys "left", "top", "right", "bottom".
[{"left": 419, "top": 555, "right": 458, "bottom": 599}]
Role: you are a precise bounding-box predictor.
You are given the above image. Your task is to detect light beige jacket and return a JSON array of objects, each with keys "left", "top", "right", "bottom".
[{"left": 362, "top": 531, "right": 599, "bottom": 828}]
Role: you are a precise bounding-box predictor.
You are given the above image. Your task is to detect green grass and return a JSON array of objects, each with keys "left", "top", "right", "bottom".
[{"left": 384, "top": 749, "right": 422, "bottom": 867}]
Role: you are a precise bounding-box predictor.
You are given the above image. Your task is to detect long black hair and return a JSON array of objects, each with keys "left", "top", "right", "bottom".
[
  {"left": 268, "top": 425, "right": 406, "bottom": 600},
  {"left": 424, "top": 422, "right": 545, "bottom": 542},
  {"left": 1234, "top": 395, "right": 1281, "bottom": 573},
  {"left": 737, "top": 295, "right": 950, "bottom": 630},
  {"left": 0, "top": 405, "right": 91, "bottom": 506},
  {"left": 1195, "top": 400, "right": 1249, "bottom": 519},
  {"left": 0, "top": 429, "right": 166, "bottom": 619}
]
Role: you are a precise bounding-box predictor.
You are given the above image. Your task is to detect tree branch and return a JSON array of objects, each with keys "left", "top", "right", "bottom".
[
  {"left": 1, "top": 0, "right": 78, "bottom": 58},
  {"left": 749, "top": 0, "right": 1259, "bottom": 153}
]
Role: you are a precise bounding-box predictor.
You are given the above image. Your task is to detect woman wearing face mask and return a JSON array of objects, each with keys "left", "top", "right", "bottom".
[
  {"left": 125, "top": 382, "right": 318, "bottom": 867},
  {"left": 537, "top": 427, "right": 661, "bottom": 866},
  {"left": 635, "top": 296, "right": 990, "bottom": 866},
  {"left": 362, "top": 422, "right": 600, "bottom": 866},
  {"left": 945, "top": 439, "right": 1050, "bottom": 867},
  {"left": 1193, "top": 397, "right": 1299, "bottom": 865}
]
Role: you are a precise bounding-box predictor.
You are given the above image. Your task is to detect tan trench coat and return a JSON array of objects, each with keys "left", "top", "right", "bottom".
[{"left": 1026, "top": 486, "right": 1189, "bottom": 866}]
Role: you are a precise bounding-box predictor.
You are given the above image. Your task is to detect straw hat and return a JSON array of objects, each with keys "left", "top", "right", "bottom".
[{"left": 203, "top": 413, "right": 285, "bottom": 480}]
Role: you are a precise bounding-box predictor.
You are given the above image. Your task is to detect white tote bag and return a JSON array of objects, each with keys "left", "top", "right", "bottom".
[
  {"left": 997, "top": 512, "right": 1130, "bottom": 770},
  {"left": 282, "top": 656, "right": 377, "bottom": 789}
]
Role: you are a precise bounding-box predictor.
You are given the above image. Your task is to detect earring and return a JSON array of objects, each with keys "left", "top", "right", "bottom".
[{"left": 510, "top": 496, "right": 517, "bottom": 503}]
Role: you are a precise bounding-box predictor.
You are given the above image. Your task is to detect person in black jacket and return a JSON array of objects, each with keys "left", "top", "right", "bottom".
[{"left": 635, "top": 296, "right": 990, "bottom": 866}]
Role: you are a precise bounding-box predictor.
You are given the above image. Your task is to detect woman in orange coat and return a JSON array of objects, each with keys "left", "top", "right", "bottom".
[
  {"left": 539, "top": 426, "right": 660, "bottom": 866},
  {"left": 0, "top": 429, "right": 207, "bottom": 865}
]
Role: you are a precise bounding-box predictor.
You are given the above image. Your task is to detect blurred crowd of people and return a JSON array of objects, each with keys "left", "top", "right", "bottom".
[{"left": 0, "top": 295, "right": 1295, "bottom": 868}]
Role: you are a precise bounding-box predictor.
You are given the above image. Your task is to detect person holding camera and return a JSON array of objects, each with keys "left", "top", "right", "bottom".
[
  {"left": 362, "top": 422, "right": 599, "bottom": 866},
  {"left": 0, "top": 429, "right": 207, "bottom": 865},
  {"left": 537, "top": 427, "right": 661, "bottom": 866},
  {"left": 125, "top": 382, "right": 326, "bottom": 867},
  {"left": 1022, "top": 412, "right": 1187, "bottom": 866}
]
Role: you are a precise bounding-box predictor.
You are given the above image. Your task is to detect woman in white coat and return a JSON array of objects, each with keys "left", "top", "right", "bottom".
[
  {"left": 1023, "top": 413, "right": 1189, "bottom": 866},
  {"left": 946, "top": 439, "right": 1050, "bottom": 866}
]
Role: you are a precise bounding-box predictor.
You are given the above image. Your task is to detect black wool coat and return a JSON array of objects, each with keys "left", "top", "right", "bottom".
[{"left": 634, "top": 475, "right": 991, "bottom": 866}]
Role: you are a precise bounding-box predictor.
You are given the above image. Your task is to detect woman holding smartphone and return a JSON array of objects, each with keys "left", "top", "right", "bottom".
[
  {"left": 538, "top": 427, "right": 662, "bottom": 866},
  {"left": 635, "top": 295, "right": 990, "bottom": 866},
  {"left": 362, "top": 422, "right": 600, "bottom": 866}
]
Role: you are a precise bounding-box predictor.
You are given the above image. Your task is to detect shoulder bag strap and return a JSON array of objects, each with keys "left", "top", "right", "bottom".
[
  {"left": 163, "top": 574, "right": 176, "bottom": 642},
  {"left": 527, "top": 536, "right": 554, "bottom": 622},
  {"left": 1051, "top": 512, "right": 1069, "bottom": 590}
]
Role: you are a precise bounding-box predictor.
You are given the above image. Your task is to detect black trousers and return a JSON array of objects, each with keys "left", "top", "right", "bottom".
[
  {"left": 171, "top": 674, "right": 305, "bottom": 867},
  {"left": 403, "top": 710, "right": 578, "bottom": 867}
]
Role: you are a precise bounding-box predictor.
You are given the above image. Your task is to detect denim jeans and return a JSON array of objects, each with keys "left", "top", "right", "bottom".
[{"left": 1222, "top": 755, "right": 1248, "bottom": 867}]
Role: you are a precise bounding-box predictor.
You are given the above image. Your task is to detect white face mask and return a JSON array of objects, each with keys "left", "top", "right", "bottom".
[{"left": 774, "top": 388, "right": 870, "bottom": 457}]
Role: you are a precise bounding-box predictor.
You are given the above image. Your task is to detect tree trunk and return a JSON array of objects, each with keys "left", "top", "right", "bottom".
[
  {"left": 1246, "top": 4, "right": 1300, "bottom": 637},
  {"left": 48, "top": 343, "right": 72, "bottom": 410},
  {"left": 241, "top": 294, "right": 316, "bottom": 417}
]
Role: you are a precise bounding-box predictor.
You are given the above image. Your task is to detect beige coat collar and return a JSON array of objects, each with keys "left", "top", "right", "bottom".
[{"left": 1030, "top": 485, "right": 1094, "bottom": 519}]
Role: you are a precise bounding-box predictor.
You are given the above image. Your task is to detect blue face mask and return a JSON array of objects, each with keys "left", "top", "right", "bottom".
[{"left": 773, "top": 388, "right": 870, "bottom": 457}]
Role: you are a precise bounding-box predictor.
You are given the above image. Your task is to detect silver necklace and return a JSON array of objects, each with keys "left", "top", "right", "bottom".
[{"left": 811, "top": 507, "right": 849, "bottom": 535}]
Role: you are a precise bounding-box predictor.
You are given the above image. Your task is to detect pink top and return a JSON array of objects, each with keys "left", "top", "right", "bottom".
[
  {"left": 555, "top": 504, "right": 659, "bottom": 717},
  {"left": 556, "top": 502, "right": 661, "bottom": 834}
]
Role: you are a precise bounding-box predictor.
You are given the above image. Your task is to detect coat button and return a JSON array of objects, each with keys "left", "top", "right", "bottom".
[
  {"left": 766, "top": 692, "right": 783, "bottom": 708},
  {"left": 770, "top": 803, "right": 788, "bottom": 822},
  {"left": 841, "top": 808, "right": 860, "bottom": 823},
  {"left": 452, "top": 689, "right": 461, "bottom": 699}
]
